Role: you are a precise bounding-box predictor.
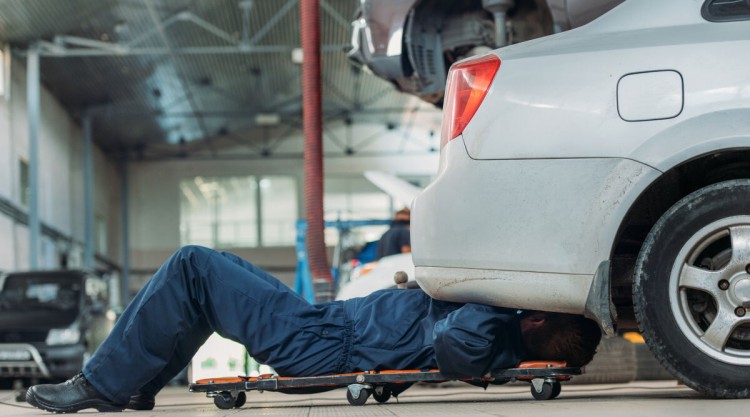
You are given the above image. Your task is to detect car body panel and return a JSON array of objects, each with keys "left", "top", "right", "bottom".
[
  {"left": 413, "top": 0, "right": 750, "bottom": 314},
  {"left": 412, "top": 139, "right": 659, "bottom": 276},
  {"left": 630, "top": 110, "right": 750, "bottom": 172},
  {"left": 617, "top": 70, "right": 684, "bottom": 122},
  {"left": 463, "top": 22, "right": 750, "bottom": 161}
]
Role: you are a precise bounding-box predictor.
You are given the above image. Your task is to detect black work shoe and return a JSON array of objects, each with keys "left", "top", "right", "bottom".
[
  {"left": 26, "top": 372, "right": 126, "bottom": 413},
  {"left": 127, "top": 391, "right": 156, "bottom": 410}
]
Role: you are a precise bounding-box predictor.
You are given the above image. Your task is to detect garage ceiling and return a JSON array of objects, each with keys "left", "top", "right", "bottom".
[{"left": 0, "top": 0, "right": 433, "bottom": 160}]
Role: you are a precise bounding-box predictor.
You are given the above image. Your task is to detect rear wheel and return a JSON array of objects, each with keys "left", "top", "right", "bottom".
[{"left": 634, "top": 180, "right": 750, "bottom": 398}]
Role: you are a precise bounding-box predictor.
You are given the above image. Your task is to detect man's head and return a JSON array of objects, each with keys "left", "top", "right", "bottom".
[
  {"left": 394, "top": 208, "right": 410, "bottom": 223},
  {"left": 519, "top": 312, "right": 602, "bottom": 367}
]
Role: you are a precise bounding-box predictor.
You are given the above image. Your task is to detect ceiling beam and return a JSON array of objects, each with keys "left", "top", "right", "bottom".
[
  {"left": 246, "top": 0, "right": 298, "bottom": 47},
  {"left": 32, "top": 0, "right": 343, "bottom": 59},
  {"left": 89, "top": 107, "right": 429, "bottom": 118},
  {"left": 34, "top": 42, "right": 348, "bottom": 57},
  {"left": 320, "top": 0, "right": 353, "bottom": 29}
]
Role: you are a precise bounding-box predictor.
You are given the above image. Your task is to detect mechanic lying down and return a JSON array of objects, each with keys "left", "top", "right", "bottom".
[{"left": 26, "top": 246, "right": 602, "bottom": 413}]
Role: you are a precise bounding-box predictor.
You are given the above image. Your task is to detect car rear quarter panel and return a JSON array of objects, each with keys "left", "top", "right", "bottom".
[{"left": 462, "top": 20, "right": 750, "bottom": 163}]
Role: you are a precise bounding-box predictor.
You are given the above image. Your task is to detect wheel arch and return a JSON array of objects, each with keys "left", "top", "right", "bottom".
[{"left": 609, "top": 148, "right": 750, "bottom": 328}]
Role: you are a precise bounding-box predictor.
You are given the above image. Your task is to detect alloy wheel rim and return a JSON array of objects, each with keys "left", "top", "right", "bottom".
[{"left": 668, "top": 216, "right": 750, "bottom": 365}]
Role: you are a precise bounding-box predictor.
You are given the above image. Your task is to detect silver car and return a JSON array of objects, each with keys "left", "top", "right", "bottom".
[{"left": 412, "top": 0, "right": 750, "bottom": 398}]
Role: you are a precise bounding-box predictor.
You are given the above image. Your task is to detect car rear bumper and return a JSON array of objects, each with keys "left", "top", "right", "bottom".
[
  {"left": 411, "top": 139, "right": 660, "bottom": 311},
  {"left": 416, "top": 266, "right": 594, "bottom": 314}
]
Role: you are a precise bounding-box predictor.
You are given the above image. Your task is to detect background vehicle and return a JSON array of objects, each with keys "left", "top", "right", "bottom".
[
  {"left": 411, "top": 0, "right": 750, "bottom": 398},
  {"left": 349, "top": 0, "right": 622, "bottom": 105},
  {"left": 336, "top": 253, "right": 415, "bottom": 300},
  {"left": 0, "top": 271, "right": 114, "bottom": 388}
]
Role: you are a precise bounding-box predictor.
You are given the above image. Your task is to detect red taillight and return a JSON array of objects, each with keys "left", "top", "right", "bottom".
[{"left": 441, "top": 54, "right": 501, "bottom": 148}]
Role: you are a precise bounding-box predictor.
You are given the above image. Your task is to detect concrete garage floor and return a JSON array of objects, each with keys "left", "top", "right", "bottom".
[{"left": 3, "top": 381, "right": 749, "bottom": 417}]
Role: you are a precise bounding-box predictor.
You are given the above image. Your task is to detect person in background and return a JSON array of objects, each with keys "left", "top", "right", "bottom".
[{"left": 376, "top": 208, "right": 411, "bottom": 259}]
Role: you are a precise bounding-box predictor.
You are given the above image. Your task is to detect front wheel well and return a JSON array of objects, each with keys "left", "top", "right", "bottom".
[{"left": 610, "top": 149, "right": 750, "bottom": 328}]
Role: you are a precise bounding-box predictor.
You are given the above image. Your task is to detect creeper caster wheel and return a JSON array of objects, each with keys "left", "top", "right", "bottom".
[
  {"left": 234, "top": 391, "right": 247, "bottom": 408},
  {"left": 373, "top": 386, "right": 392, "bottom": 403},
  {"left": 551, "top": 381, "right": 562, "bottom": 399},
  {"left": 213, "top": 392, "right": 234, "bottom": 410},
  {"left": 530, "top": 380, "right": 560, "bottom": 400},
  {"left": 346, "top": 385, "right": 371, "bottom": 406},
  {"left": 213, "top": 391, "right": 246, "bottom": 409}
]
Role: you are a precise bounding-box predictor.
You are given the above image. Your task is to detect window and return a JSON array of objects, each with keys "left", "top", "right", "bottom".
[
  {"left": 260, "top": 176, "right": 298, "bottom": 246},
  {"left": 95, "top": 215, "right": 107, "bottom": 254},
  {"left": 180, "top": 176, "right": 258, "bottom": 248},
  {"left": 324, "top": 177, "right": 392, "bottom": 245},
  {"left": 19, "top": 158, "right": 29, "bottom": 206},
  {"left": 180, "top": 175, "right": 298, "bottom": 248},
  {"left": 325, "top": 177, "right": 392, "bottom": 221},
  {"left": 702, "top": 0, "right": 750, "bottom": 21},
  {"left": 2, "top": 275, "right": 82, "bottom": 311},
  {"left": 0, "top": 47, "right": 5, "bottom": 97}
]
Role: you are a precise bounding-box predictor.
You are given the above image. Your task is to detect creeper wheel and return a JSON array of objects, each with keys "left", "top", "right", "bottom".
[
  {"left": 530, "top": 381, "right": 557, "bottom": 400},
  {"left": 346, "top": 386, "right": 371, "bottom": 406},
  {"left": 234, "top": 391, "right": 247, "bottom": 408},
  {"left": 213, "top": 392, "right": 234, "bottom": 410},
  {"left": 373, "top": 386, "right": 392, "bottom": 403}
]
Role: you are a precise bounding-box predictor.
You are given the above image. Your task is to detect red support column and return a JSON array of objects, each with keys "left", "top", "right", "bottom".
[{"left": 300, "top": 0, "right": 333, "bottom": 302}]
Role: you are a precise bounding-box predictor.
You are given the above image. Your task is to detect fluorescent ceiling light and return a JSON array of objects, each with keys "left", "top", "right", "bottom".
[
  {"left": 291, "top": 48, "right": 303, "bottom": 64},
  {"left": 255, "top": 113, "right": 280, "bottom": 126}
]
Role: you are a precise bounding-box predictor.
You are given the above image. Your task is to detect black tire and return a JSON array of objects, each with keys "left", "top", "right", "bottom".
[
  {"left": 373, "top": 386, "right": 392, "bottom": 403},
  {"left": 568, "top": 336, "right": 636, "bottom": 384},
  {"left": 634, "top": 343, "right": 674, "bottom": 381},
  {"left": 634, "top": 180, "right": 750, "bottom": 399},
  {"left": 530, "top": 381, "right": 554, "bottom": 400},
  {"left": 213, "top": 392, "right": 234, "bottom": 410},
  {"left": 234, "top": 391, "right": 246, "bottom": 408},
  {"left": 346, "top": 387, "right": 370, "bottom": 406}
]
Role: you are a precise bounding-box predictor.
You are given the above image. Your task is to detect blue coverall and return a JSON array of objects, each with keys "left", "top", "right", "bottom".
[{"left": 82, "top": 246, "right": 525, "bottom": 404}]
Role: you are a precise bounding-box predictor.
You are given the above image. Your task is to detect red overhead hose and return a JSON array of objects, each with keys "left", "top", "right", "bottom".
[{"left": 301, "top": 0, "right": 333, "bottom": 301}]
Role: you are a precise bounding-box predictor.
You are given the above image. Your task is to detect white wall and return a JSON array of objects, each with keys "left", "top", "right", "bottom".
[
  {"left": 0, "top": 56, "right": 121, "bottom": 272},
  {"left": 128, "top": 117, "right": 441, "bottom": 285},
  {"left": 0, "top": 217, "right": 13, "bottom": 269},
  {"left": 0, "top": 59, "right": 11, "bottom": 200},
  {"left": 0, "top": 50, "right": 12, "bottom": 272}
]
